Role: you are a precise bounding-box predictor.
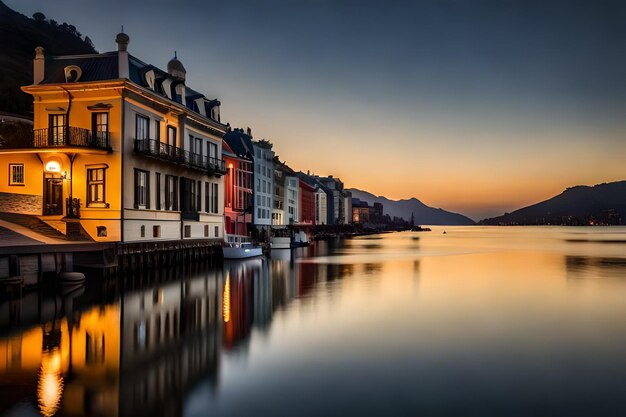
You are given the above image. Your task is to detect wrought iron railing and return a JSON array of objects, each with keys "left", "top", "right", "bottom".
[
  {"left": 134, "top": 138, "right": 227, "bottom": 175},
  {"left": 33, "top": 127, "right": 110, "bottom": 149}
]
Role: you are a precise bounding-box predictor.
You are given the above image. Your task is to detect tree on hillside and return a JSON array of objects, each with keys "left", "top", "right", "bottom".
[
  {"left": 32, "top": 12, "right": 45, "bottom": 23},
  {"left": 0, "top": 122, "right": 33, "bottom": 149},
  {"left": 84, "top": 36, "right": 95, "bottom": 50}
]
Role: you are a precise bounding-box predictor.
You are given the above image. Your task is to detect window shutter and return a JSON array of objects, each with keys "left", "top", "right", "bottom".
[
  {"left": 156, "top": 173, "right": 161, "bottom": 210},
  {"left": 197, "top": 181, "right": 202, "bottom": 212},
  {"left": 145, "top": 171, "right": 151, "bottom": 209},
  {"left": 174, "top": 177, "right": 179, "bottom": 211},
  {"left": 133, "top": 169, "right": 139, "bottom": 209}
]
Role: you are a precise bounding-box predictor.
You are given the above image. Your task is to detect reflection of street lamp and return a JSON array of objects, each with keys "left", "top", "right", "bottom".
[
  {"left": 223, "top": 273, "right": 231, "bottom": 323},
  {"left": 38, "top": 347, "right": 64, "bottom": 417}
]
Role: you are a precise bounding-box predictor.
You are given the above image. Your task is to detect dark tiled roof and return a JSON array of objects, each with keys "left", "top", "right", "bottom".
[
  {"left": 41, "top": 53, "right": 118, "bottom": 84},
  {"left": 38, "top": 51, "right": 225, "bottom": 127},
  {"left": 223, "top": 131, "right": 254, "bottom": 160}
]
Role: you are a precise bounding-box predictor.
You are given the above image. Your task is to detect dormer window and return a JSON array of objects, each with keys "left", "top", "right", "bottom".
[{"left": 144, "top": 70, "right": 156, "bottom": 90}]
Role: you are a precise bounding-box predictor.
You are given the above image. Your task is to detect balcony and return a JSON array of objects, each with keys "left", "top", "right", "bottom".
[
  {"left": 134, "top": 138, "right": 227, "bottom": 175},
  {"left": 33, "top": 127, "right": 111, "bottom": 150}
]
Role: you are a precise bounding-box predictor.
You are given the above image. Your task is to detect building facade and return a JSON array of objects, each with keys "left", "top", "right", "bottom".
[
  {"left": 284, "top": 176, "right": 299, "bottom": 225},
  {"left": 299, "top": 179, "right": 316, "bottom": 225},
  {"left": 223, "top": 141, "right": 252, "bottom": 241},
  {"left": 252, "top": 140, "right": 274, "bottom": 229},
  {"left": 0, "top": 34, "right": 227, "bottom": 243},
  {"left": 315, "top": 176, "right": 345, "bottom": 224},
  {"left": 272, "top": 166, "right": 285, "bottom": 225}
]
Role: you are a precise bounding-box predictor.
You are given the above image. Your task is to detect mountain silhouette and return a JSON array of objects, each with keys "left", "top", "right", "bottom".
[
  {"left": 348, "top": 188, "right": 475, "bottom": 225},
  {"left": 480, "top": 181, "right": 626, "bottom": 225},
  {"left": 0, "top": 0, "right": 96, "bottom": 116}
]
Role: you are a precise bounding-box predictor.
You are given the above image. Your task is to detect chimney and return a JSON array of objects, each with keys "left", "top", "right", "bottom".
[
  {"left": 34, "top": 46, "right": 45, "bottom": 84},
  {"left": 116, "top": 32, "right": 130, "bottom": 79}
]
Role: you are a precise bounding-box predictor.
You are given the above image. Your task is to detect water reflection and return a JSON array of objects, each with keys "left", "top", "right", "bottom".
[
  {"left": 566, "top": 255, "right": 626, "bottom": 279},
  {"left": 2, "top": 228, "right": 626, "bottom": 416},
  {"left": 0, "top": 243, "right": 346, "bottom": 417}
]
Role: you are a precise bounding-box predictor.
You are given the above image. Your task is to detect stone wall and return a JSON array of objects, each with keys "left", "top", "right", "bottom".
[{"left": 0, "top": 192, "right": 42, "bottom": 215}]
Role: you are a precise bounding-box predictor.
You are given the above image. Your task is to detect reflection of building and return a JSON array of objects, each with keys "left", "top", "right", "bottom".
[
  {"left": 0, "top": 241, "right": 356, "bottom": 416},
  {"left": 0, "top": 267, "right": 222, "bottom": 417},
  {"left": 0, "top": 34, "right": 228, "bottom": 243},
  {"left": 222, "top": 258, "right": 272, "bottom": 348}
]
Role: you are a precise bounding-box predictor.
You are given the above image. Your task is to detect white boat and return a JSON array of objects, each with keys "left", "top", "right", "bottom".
[{"left": 223, "top": 243, "right": 263, "bottom": 259}]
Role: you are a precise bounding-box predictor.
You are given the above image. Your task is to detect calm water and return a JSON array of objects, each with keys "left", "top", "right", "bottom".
[{"left": 2, "top": 226, "right": 626, "bottom": 417}]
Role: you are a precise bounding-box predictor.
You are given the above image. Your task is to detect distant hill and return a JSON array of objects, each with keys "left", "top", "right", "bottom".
[
  {"left": 480, "top": 181, "right": 626, "bottom": 226},
  {"left": 0, "top": 0, "right": 96, "bottom": 116},
  {"left": 348, "top": 189, "right": 475, "bottom": 225}
]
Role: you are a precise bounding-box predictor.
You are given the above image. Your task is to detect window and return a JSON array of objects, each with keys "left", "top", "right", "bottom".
[
  {"left": 9, "top": 164, "right": 24, "bottom": 186},
  {"left": 189, "top": 179, "right": 197, "bottom": 212},
  {"left": 197, "top": 181, "right": 202, "bottom": 212},
  {"left": 167, "top": 126, "right": 176, "bottom": 147},
  {"left": 92, "top": 113, "right": 109, "bottom": 144},
  {"left": 155, "top": 120, "right": 161, "bottom": 142},
  {"left": 194, "top": 137, "right": 203, "bottom": 156},
  {"left": 165, "top": 175, "right": 178, "bottom": 210},
  {"left": 97, "top": 226, "right": 107, "bottom": 237},
  {"left": 136, "top": 114, "right": 149, "bottom": 140},
  {"left": 140, "top": 225, "right": 146, "bottom": 237},
  {"left": 184, "top": 225, "right": 191, "bottom": 238},
  {"left": 85, "top": 333, "right": 105, "bottom": 364},
  {"left": 214, "top": 226, "right": 219, "bottom": 237},
  {"left": 153, "top": 225, "right": 160, "bottom": 238},
  {"left": 134, "top": 169, "right": 150, "bottom": 209},
  {"left": 211, "top": 183, "right": 218, "bottom": 213},
  {"left": 207, "top": 141, "right": 217, "bottom": 160},
  {"left": 49, "top": 114, "right": 65, "bottom": 145},
  {"left": 155, "top": 173, "right": 161, "bottom": 210},
  {"left": 87, "top": 168, "right": 106, "bottom": 206},
  {"left": 204, "top": 225, "right": 209, "bottom": 237},
  {"left": 205, "top": 182, "right": 210, "bottom": 213}
]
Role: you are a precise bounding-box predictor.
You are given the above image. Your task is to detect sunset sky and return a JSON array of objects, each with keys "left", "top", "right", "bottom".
[{"left": 7, "top": 0, "right": 626, "bottom": 220}]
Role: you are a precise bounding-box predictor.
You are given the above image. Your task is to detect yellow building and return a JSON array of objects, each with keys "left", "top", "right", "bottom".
[{"left": 0, "top": 33, "right": 227, "bottom": 243}]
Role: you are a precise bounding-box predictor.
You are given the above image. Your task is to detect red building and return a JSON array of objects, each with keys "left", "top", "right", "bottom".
[
  {"left": 299, "top": 179, "right": 316, "bottom": 225},
  {"left": 223, "top": 142, "right": 253, "bottom": 239}
]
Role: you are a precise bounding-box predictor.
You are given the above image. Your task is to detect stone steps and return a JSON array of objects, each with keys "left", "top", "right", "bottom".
[{"left": 0, "top": 212, "right": 92, "bottom": 241}]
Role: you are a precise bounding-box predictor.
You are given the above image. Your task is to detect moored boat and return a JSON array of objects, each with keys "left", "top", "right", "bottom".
[{"left": 223, "top": 243, "right": 263, "bottom": 259}]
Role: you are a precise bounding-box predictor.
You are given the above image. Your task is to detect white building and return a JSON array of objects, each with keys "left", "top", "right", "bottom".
[
  {"left": 252, "top": 140, "right": 274, "bottom": 228},
  {"left": 315, "top": 188, "right": 328, "bottom": 225},
  {"left": 284, "top": 176, "right": 299, "bottom": 224}
]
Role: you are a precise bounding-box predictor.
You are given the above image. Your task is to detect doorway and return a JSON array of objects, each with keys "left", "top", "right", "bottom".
[{"left": 44, "top": 177, "right": 63, "bottom": 215}]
